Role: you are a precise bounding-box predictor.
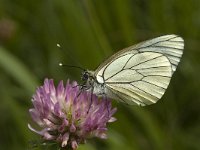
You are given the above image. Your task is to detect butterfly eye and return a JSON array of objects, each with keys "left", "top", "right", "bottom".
[{"left": 81, "top": 72, "right": 89, "bottom": 81}]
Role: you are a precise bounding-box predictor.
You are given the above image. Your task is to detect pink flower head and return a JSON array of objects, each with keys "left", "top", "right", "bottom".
[{"left": 28, "top": 79, "right": 117, "bottom": 149}]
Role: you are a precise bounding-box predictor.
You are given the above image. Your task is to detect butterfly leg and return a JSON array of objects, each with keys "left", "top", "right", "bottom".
[
  {"left": 72, "top": 81, "right": 87, "bottom": 89},
  {"left": 101, "top": 87, "right": 110, "bottom": 119},
  {"left": 73, "top": 84, "right": 88, "bottom": 102},
  {"left": 87, "top": 84, "right": 94, "bottom": 114},
  {"left": 105, "top": 95, "right": 110, "bottom": 119}
]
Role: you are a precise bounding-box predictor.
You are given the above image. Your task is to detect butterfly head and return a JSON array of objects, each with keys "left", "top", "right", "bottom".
[
  {"left": 81, "top": 70, "right": 95, "bottom": 81},
  {"left": 81, "top": 71, "right": 89, "bottom": 81},
  {"left": 80, "top": 70, "right": 96, "bottom": 91}
]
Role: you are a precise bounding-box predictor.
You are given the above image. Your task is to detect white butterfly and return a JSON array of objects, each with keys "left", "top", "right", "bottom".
[{"left": 81, "top": 35, "right": 184, "bottom": 106}]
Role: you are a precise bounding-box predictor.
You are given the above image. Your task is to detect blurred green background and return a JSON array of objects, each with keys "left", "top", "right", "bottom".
[{"left": 0, "top": 0, "right": 200, "bottom": 149}]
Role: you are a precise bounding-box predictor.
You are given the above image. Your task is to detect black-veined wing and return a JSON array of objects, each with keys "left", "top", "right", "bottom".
[{"left": 94, "top": 35, "right": 184, "bottom": 106}]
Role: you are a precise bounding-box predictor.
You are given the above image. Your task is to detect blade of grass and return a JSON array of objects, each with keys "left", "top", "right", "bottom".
[
  {"left": 111, "top": 0, "right": 135, "bottom": 44},
  {"left": 0, "top": 47, "right": 38, "bottom": 93},
  {"left": 82, "top": 0, "right": 113, "bottom": 57}
]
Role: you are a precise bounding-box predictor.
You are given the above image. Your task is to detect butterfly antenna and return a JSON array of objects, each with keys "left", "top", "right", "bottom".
[
  {"left": 59, "top": 63, "right": 85, "bottom": 71},
  {"left": 56, "top": 43, "right": 61, "bottom": 48}
]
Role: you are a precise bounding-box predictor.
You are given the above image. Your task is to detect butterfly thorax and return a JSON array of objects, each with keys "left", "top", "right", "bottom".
[{"left": 81, "top": 70, "right": 106, "bottom": 96}]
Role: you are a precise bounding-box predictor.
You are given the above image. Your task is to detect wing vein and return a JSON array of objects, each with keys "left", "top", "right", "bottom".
[
  {"left": 107, "top": 85, "right": 147, "bottom": 105},
  {"left": 129, "top": 55, "right": 163, "bottom": 69},
  {"left": 133, "top": 35, "right": 181, "bottom": 51},
  {"left": 130, "top": 83, "right": 160, "bottom": 99},
  {"left": 102, "top": 53, "right": 133, "bottom": 80},
  {"left": 140, "top": 80, "right": 166, "bottom": 90}
]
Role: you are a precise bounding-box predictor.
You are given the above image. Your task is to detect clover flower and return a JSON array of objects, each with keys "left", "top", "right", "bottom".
[{"left": 28, "top": 79, "right": 117, "bottom": 149}]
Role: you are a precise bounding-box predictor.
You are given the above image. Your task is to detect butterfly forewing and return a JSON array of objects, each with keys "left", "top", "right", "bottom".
[
  {"left": 135, "top": 35, "right": 184, "bottom": 72},
  {"left": 94, "top": 34, "right": 184, "bottom": 106}
]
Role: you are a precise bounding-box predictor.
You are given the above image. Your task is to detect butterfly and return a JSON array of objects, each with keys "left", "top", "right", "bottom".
[{"left": 81, "top": 35, "right": 184, "bottom": 106}]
